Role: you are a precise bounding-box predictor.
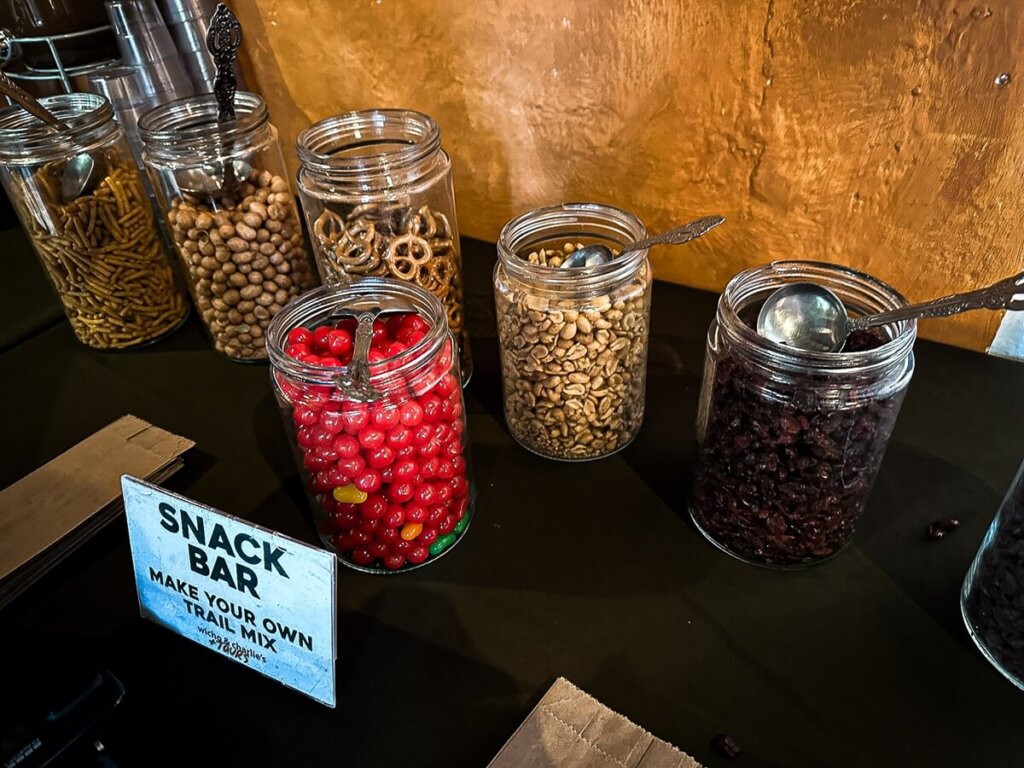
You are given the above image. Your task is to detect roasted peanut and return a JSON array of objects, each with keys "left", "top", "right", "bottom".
[{"left": 168, "top": 169, "right": 315, "bottom": 360}]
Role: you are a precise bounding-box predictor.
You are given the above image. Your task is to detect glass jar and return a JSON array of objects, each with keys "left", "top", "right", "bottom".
[
  {"left": 962, "top": 458, "right": 1024, "bottom": 690},
  {"left": 267, "top": 278, "right": 476, "bottom": 573},
  {"left": 691, "top": 261, "right": 916, "bottom": 567},
  {"left": 295, "top": 109, "right": 471, "bottom": 381},
  {"left": 139, "top": 92, "right": 317, "bottom": 361},
  {"left": 0, "top": 93, "right": 187, "bottom": 350},
  {"left": 494, "top": 203, "right": 652, "bottom": 461}
]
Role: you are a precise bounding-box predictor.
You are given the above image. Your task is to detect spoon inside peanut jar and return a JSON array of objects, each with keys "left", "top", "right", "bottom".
[
  {"left": 757, "top": 270, "right": 1024, "bottom": 352},
  {"left": 558, "top": 215, "right": 725, "bottom": 268}
]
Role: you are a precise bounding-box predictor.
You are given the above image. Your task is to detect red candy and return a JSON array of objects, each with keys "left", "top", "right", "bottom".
[{"left": 282, "top": 312, "right": 471, "bottom": 570}]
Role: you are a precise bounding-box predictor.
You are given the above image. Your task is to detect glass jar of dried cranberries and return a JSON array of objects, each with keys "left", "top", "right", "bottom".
[
  {"left": 266, "top": 278, "right": 475, "bottom": 573},
  {"left": 962, "top": 458, "right": 1024, "bottom": 691},
  {"left": 691, "top": 261, "right": 916, "bottom": 568}
]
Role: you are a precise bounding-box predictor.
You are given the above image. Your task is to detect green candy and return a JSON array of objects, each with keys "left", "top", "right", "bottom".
[
  {"left": 454, "top": 516, "right": 469, "bottom": 534},
  {"left": 429, "top": 533, "right": 457, "bottom": 556}
]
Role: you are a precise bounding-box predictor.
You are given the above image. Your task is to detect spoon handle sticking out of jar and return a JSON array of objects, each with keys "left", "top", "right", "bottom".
[
  {"left": 207, "top": 4, "right": 242, "bottom": 123},
  {"left": 849, "top": 269, "right": 1024, "bottom": 331},
  {"left": 0, "top": 71, "right": 69, "bottom": 131},
  {"left": 336, "top": 309, "right": 383, "bottom": 402},
  {"left": 621, "top": 215, "right": 725, "bottom": 255}
]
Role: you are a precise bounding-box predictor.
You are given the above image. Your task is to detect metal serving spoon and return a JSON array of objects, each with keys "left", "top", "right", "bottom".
[
  {"left": 0, "top": 71, "right": 104, "bottom": 202},
  {"left": 335, "top": 308, "right": 383, "bottom": 402},
  {"left": 558, "top": 215, "right": 725, "bottom": 269},
  {"left": 757, "top": 270, "right": 1024, "bottom": 352},
  {"left": 174, "top": 3, "right": 249, "bottom": 197}
]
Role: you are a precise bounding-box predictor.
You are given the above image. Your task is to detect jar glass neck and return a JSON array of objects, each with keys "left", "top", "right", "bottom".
[
  {"left": 717, "top": 261, "right": 917, "bottom": 378},
  {"left": 295, "top": 109, "right": 442, "bottom": 191},
  {"left": 497, "top": 202, "right": 647, "bottom": 293},
  {"left": 266, "top": 279, "right": 448, "bottom": 396},
  {"left": 0, "top": 93, "right": 118, "bottom": 164},
  {"left": 138, "top": 91, "right": 270, "bottom": 162}
]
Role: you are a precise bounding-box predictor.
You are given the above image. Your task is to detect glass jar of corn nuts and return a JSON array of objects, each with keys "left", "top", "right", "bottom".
[
  {"left": 140, "top": 92, "right": 316, "bottom": 361},
  {"left": 0, "top": 93, "right": 188, "bottom": 350},
  {"left": 494, "top": 203, "right": 652, "bottom": 461},
  {"left": 295, "top": 109, "right": 471, "bottom": 382}
]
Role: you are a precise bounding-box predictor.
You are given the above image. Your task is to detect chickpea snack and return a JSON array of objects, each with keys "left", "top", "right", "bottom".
[
  {"left": 140, "top": 92, "right": 316, "bottom": 361},
  {"left": 494, "top": 203, "right": 653, "bottom": 461},
  {"left": 0, "top": 93, "right": 188, "bottom": 349}
]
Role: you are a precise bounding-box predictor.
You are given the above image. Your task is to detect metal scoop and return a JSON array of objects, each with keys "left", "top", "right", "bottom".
[
  {"left": 757, "top": 270, "right": 1024, "bottom": 352},
  {"left": 335, "top": 308, "right": 383, "bottom": 402}
]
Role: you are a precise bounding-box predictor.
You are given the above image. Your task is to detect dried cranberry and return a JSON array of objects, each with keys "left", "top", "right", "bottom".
[
  {"left": 927, "top": 517, "right": 960, "bottom": 539},
  {"left": 711, "top": 734, "right": 742, "bottom": 759}
]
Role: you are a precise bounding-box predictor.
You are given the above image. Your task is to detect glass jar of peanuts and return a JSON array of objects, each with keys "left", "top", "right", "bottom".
[
  {"left": 295, "top": 109, "right": 471, "bottom": 382},
  {"left": 691, "top": 262, "right": 916, "bottom": 568},
  {"left": 0, "top": 93, "right": 187, "bottom": 349},
  {"left": 267, "top": 278, "right": 476, "bottom": 573},
  {"left": 139, "top": 92, "right": 316, "bottom": 361},
  {"left": 494, "top": 203, "right": 652, "bottom": 461}
]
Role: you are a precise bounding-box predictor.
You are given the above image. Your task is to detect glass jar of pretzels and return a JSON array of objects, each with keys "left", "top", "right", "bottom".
[
  {"left": 139, "top": 92, "right": 317, "bottom": 361},
  {"left": 0, "top": 93, "right": 188, "bottom": 350},
  {"left": 295, "top": 109, "right": 471, "bottom": 382}
]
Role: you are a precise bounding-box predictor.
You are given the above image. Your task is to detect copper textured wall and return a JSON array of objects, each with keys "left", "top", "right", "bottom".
[{"left": 233, "top": 0, "right": 1024, "bottom": 352}]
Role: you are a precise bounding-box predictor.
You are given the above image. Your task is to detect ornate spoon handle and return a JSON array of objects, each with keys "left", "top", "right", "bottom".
[
  {"left": 622, "top": 215, "right": 725, "bottom": 254},
  {"left": 850, "top": 270, "right": 1024, "bottom": 330},
  {"left": 335, "top": 310, "right": 383, "bottom": 402},
  {"left": 207, "top": 3, "right": 242, "bottom": 123}
]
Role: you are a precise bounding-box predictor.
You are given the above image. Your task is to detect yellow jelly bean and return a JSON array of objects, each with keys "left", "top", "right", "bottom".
[
  {"left": 333, "top": 484, "right": 368, "bottom": 504},
  {"left": 401, "top": 522, "right": 423, "bottom": 541}
]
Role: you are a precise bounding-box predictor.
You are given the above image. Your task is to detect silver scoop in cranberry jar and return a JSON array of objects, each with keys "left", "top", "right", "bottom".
[
  {"left": 757, "top": 270, "right": 1024, "bottom": 352},
  {"left": 558, "top": 215, "right": 725, "bottom": 268}
]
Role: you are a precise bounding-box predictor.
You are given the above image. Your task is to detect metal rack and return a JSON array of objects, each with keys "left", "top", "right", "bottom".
[{"left": 0, "top": 26, "right": 119, "bottom": 93}]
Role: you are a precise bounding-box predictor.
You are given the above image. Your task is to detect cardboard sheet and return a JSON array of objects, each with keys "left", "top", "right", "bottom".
[
  {"left": 0, "top": 415, "right": 192, "bottom": 607},
  {"left": 489, "top": 678, "right": 703, "bottom": 768}
]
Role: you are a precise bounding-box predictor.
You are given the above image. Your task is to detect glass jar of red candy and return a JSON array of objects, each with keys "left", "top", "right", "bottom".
[
  {"left": 266, "top": 278, "right": 475, "bottom": 572},
  {"left": 691, "top": 262, "right": 916, "bottom": 568}
]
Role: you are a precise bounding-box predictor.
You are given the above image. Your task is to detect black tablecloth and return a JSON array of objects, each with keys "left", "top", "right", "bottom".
[{"left": 3, "top": 232, "right": 1024, "bottom": 767}]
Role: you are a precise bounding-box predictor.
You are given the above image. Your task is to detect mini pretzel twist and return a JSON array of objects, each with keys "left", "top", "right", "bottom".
[
  {"left": 313, "top": 208, "right": 345, "bottom": 249},
  {"left": 386, "top": 233, "right": 433, "bottom": 280}
]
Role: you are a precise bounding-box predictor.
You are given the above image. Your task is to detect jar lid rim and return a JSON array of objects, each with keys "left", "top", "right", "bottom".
[
  {"left": 0, "top": 93, "right": 116, "bottom": 162},
  {"left": 295, "top": 108, "right": 440, "bottom": 177},
  {"left": 266, "top": 278, "right": 450, "bottom": 393},
  {"left": 497, "top": 201, "right": 649, "bottom": 287},
  {"left": 138, "top": 91, "right": 269, "bottom": 152},
  {"left": 719, "top": 260, "right": 917, "bottom": 373}
]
